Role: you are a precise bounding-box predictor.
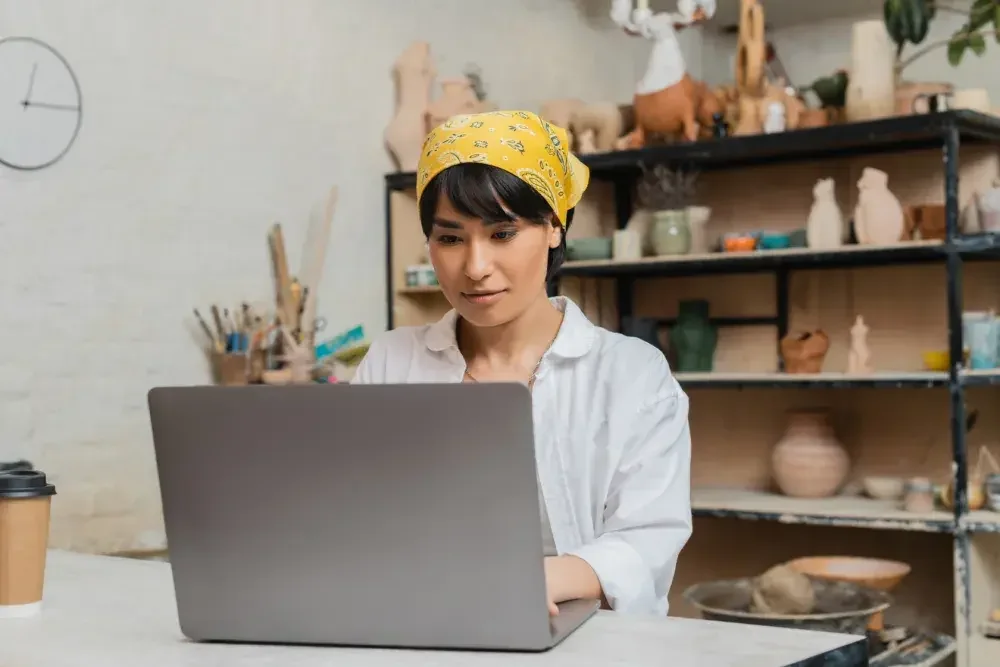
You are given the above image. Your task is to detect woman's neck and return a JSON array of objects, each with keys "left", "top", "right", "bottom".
[{"left": 459, "top": 293, "right": 564, "bottom": 374}]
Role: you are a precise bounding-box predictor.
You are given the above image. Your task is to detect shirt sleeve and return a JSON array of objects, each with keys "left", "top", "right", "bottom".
[{"left": 567, "top": 356, "right": 693, "bottom": 615}]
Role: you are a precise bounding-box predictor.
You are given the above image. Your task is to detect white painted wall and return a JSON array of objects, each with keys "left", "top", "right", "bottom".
[{"left": 0, "top": 0, "right": 703, "bottom": 553}]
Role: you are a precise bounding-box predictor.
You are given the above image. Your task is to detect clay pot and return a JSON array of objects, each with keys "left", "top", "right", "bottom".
[
  {"left": 772, "top": 409, "right": 850, "bottom": 498},
  {"left": 780, "top": 330, "right": 830, "bottom": 374}
]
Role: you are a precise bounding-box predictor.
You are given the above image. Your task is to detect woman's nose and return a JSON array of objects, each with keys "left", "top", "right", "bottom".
[{"left": 463, "top": 239, "right": 494, "bottom": 281}]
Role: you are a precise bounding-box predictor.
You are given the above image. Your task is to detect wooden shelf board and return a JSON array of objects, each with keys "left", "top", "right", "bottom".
[
  {"left": 961, "top": 510, "right": 1000, "bottom": 533},
  {"left": 961, "top": 369, "right": 1000, "bottom": 387},
  {"left": 563, "top": 240, "right": 943, "bottom": 270},
  {"left": 675, "top": 371, "right": 949, "bottom": 388},
  {"left": 692, "top": 487, "right": 954, "bottom": 532}
]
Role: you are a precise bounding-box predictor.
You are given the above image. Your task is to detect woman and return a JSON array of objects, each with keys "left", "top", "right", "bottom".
[{"left": 354, "top": 110, "right": 692, "bottom": 616}]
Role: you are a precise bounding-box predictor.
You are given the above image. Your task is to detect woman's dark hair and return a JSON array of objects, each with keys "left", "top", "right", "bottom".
[{"left": 418, "top": 163, "right": 574, "bottom": 283}]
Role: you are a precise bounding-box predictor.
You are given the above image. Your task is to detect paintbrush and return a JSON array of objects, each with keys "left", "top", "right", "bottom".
[{"left": 193, "top": 308, "right": 222, "bottom": 352}]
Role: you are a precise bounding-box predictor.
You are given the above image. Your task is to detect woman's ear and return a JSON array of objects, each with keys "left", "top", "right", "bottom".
[{"left": 548, "top": 219, "right": 563, "bottom": 249}]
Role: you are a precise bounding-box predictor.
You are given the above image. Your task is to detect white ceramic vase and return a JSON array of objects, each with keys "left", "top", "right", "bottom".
[{"left": 845, "top": 20, "right": 896, "bottom": 122}]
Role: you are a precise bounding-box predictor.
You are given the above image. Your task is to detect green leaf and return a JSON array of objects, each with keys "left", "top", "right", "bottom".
[
  {"left": 994, "top": 5, "right": 1000, "bottom": 44},
  {"left": 970, "top": 32, "right": 988, "bottom": 55},
  {"left": 948, "top": 37, "right": 968, "bottom": 65},
  {"left": 970, "top": 0, "right": 993, "bottom": 30},
  {"left": 911, "top": 0, "right": 932, "bottom": 42}
]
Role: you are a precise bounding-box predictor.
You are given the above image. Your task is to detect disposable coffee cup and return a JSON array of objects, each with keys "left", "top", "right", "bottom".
[{"left": 0, "top": 469, "right": 56, "bottom": 617}]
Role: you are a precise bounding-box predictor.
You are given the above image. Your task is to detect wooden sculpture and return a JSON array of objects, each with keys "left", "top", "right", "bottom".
[
  {"left": 611, "top": 0, "right": 717, "bottom": 147},
  {"left": 735, "top": 0, "right": 766, "bottom": 97},
  {"left": 384, "top": 42, "right": 435, "bottom": 172}
]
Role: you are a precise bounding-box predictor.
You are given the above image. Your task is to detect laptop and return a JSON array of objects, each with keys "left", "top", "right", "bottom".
[{"left": 147, "top": 382, "right": 598, "bottom": 651}]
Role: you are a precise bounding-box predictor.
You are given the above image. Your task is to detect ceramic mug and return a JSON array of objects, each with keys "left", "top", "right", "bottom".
[
  {"left": 613, "top": 230, "right": 642, "bottom": 261},
  {"left": 912, "top": 92, "right": 952, "bottom": 113}
]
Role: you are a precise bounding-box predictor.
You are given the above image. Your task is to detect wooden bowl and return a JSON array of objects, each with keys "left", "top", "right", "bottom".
[{"left": 786, "top": 556, "right": 911, "bottom": 592}]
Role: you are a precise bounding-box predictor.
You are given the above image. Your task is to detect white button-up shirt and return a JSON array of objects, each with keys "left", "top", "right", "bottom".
[{"left": 353, "top": 296, "right": 693, "bottom": 615}]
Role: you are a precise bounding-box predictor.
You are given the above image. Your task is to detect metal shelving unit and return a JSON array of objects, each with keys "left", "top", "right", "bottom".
[{"left": 384, "top": 110, "right": 1000, "bottom": 664}]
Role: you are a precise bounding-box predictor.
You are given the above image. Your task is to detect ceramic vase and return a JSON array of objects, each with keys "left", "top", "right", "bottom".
[
  {"left": 772, "top": 409, "right": 850, "bottom": 498},
  {"left": 669, "top": 300, "right": 717, "bottom": 373},
  {"left": 652, "top": 209, "right": 691, "bottom": 256},
  {"left": 687, "top": 206, "right": 711, "bottom": 254},
  {"left": 844, "top": 20, "right": 896, "bottom": 122}
]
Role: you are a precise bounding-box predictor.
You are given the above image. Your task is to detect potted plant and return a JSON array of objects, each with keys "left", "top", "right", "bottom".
[
  {"left": 636, "top": 163, "right": 699, "bottom": 256},
  {"left": 885, "top": 0, "right": 999, "bottom": 76}
]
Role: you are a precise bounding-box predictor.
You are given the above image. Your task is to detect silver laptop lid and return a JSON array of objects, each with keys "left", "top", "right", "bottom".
[{"left": 148, "top": 383, "right": 556, "bottom": 650}]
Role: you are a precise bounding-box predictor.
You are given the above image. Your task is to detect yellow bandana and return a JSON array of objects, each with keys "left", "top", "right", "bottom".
[{"left": 415, "top": 110, "right": 590, "bottom": 227}]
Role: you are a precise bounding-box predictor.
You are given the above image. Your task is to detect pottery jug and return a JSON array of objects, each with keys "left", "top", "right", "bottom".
[
  {"left": 652, "top": 209, "right": 691, "bottom": 256},
  {"left": 806, "top": 178, "right": 844, "bottom": 249},
  {"left": 772, "top": 409, "right": 850, "bottom": 498},
  {"left": 669, "top": 300, "right": 717, "bottom": 373}
]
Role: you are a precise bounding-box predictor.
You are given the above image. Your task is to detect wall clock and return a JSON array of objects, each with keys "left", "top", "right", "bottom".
[{"left": 0, "top": 36, "right": 83, "bottom": 171}]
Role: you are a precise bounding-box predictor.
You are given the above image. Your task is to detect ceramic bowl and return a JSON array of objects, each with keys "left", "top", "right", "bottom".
[
  {"left": 922, "top": 350, "right": 949, "bottom": 371},
  {"left": 785, "top": 556, "right": 911, "bottom": 592},
  {"left": 759, "top": 232, "right": 792, "bottom": 250},
  {"left": 722, "top": 234, "right": 757, "bottom": 252},
  {"left": 567, "top": 237, "right": 613, "bottom": 261},
  {"left": 862, "top": 476, "right": 905, "bottom": 500}
]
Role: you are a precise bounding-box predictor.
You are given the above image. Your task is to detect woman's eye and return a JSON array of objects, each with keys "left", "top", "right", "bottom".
[
  {"left": 493, "top": 230, "right": 517, "bottom": 241},
  {"left": 436, "top": 235, "right": 460, "bottom": 245}
]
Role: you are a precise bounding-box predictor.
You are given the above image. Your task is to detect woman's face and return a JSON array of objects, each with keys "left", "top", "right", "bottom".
[{"left": 427, "top": 195, "right": 561, "bottom": 328}]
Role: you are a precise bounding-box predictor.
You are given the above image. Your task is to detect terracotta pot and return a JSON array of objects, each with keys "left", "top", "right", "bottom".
[{"left": 772, "top": 409, "right": 850, "bottom": 498}]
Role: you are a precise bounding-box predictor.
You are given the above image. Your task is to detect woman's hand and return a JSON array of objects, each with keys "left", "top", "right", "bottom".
[{"left": 544, "top": 555, "right": 605, "bottom": 616}]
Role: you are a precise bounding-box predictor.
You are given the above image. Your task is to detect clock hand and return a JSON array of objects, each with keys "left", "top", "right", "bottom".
[
  {"left": 24, "top": 101, "right": 80, "bottom": 111},
  {"left": 22, "top": 63, "right": 37, "bottom": 108}
]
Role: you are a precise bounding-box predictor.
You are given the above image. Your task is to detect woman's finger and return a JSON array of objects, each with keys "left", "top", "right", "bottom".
[{"left": 548, "top": 599, "right": 560, "bottom": 616}]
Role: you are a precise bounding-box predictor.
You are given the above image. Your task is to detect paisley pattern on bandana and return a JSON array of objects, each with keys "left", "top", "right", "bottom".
[{"left": 415, "top": 110, "right": 589, "bottom": 227}]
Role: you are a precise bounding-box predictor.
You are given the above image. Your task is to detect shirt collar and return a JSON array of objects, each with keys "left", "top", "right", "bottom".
[{"left": 424, "top": 296, "right": 596, "bottom": 360}]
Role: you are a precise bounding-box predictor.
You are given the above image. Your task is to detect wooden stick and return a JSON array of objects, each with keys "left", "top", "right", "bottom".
[{"left": 300, "top": 186, "right": 338, "bottom": 337}]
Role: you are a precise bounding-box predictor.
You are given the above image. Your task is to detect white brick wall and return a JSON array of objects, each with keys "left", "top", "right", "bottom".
[{"left": 0, "top": 0, "right": 702, "bottom": 553}]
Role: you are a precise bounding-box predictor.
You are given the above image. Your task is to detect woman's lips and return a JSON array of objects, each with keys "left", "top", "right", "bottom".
[{"left": 461, "top": 290, "right": 507, "bottom": 305}]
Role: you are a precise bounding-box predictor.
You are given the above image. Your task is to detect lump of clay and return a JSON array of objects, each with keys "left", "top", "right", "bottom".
[{"left": 750, "top": 564, "right": 816, "bottom": 615}]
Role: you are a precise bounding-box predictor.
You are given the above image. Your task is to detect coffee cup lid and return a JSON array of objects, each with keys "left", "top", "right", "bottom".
[
  {"left": 0, "top": 460, "right": 33, "bottom": 473},
  {"left": 0, "top": 470, "right": 56, "bottom": 499}
]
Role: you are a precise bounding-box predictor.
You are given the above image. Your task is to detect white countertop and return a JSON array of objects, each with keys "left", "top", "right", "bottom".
[{"left": 0, "top": 551, "right": 866, "bottom": 666}]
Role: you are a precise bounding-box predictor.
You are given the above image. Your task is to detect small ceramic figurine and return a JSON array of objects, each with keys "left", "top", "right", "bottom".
[
  {"left": 854, "top": 167, "right": 905, "bottom": 245},
  {"left": 847, "top": 315, "right": 872, "bottom": 374},
  {"left": 763, "top": 101, "right": 786, "bottom": 133},
  {"left": 806, "top": 178, "right": 844, "bottom": 249}
]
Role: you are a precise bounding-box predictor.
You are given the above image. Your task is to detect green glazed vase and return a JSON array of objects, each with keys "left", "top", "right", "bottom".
[{"left": 669, "top": 299, "right": 718, "bottom": 372}]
